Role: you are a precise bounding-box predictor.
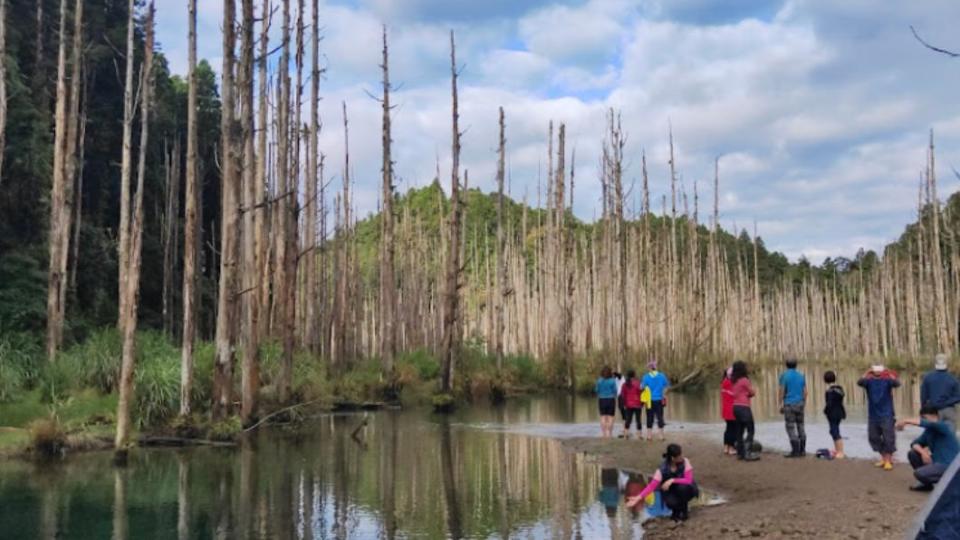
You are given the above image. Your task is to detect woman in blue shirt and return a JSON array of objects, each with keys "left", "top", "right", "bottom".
[
  {"left": 642, "top": 361, "right": 670, "bottom": 441},
  {"left": 596, "top": 366, "right": 618, "bottom": 438}
]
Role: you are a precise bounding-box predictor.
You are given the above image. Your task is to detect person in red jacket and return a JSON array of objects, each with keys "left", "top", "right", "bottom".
[
  {"left": 721, "top": 367, "right": 737, "bottom": 455},
  {"left": 621, "top": 370, "right": 644, "bottom": 439}
]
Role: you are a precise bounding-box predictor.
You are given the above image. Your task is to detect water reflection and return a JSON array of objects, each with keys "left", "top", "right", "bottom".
[
  {"left": 0, "top": 406, "right": 678, "bottom": 539},
  {"left": 0, "top": 364, "right": 920, "bottom": 539}
]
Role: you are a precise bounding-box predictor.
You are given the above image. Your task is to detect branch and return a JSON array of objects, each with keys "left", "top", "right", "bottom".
[{"left": 910, "top": 25, "right": 960, "bottom": 58}]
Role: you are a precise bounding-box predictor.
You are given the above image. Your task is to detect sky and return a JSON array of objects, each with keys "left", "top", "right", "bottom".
[{"left": 155, "top": 0, "right": 960, "bottom": 262}]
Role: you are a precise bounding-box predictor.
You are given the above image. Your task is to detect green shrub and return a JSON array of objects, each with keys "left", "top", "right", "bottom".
[
  {"left": 58, "top": 328, "right": 122, "bottom": 393},
  {"left": 208, "top": 416, "right": 243, "bottom": 442},
  {"left": 135, "top": 357, "right": 180, "bottom": 428},
  {"left": 0, "top": 333, "right": 42, "bottom": 401},
  {"left": 292, "top": 352, "right": 330, "bottom": 402},
  {"left": 333, "top": 360, "right": 383, "bottom": 403},
  {"left": 505, "top": 354, "right": 545, "bottom": 388},
  {"left": 397, "top": 349, "right": 440, "bottom": 380},
  {"left": 38, "top": 360, "right": 77, "bottom": 404}
]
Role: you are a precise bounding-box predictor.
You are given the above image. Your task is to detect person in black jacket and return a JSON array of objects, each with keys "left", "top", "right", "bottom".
[{"left": 823, "top": 370, "right": 846, "bottom": 459}]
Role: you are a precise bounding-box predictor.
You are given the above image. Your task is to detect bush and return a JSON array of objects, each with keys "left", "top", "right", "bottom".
[
  {"left": 432, "top": 392, "right": 455, "bottom": 413},
  {"left": 29, "top": 417, "right": 67, "bottom": 457},
  {"left": 397, "top": 349, "right": 440, "bottom": 380},
  {"left": 0, "top": 333, "right": 42, "bottom": 401},
  {"left": 58, "top": 328, "right": 122, "bottom": 393},
  {"left": 333, "top": 360, "right": 384, "bottom": 403},
  {"left": 208, "top": 416, "right": 242, "bottom": 442}
]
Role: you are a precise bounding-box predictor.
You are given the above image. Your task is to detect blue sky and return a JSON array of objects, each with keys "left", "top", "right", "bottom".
[{"left": 155, "top": 0, "right": 960, "bottom": 261}]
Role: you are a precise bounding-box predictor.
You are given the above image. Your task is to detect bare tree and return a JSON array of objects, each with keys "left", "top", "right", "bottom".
[
  {"left": 45, "top": 0, "right": 83, "bottom": 361},
  {"left": 494, "top": 107, "right": 507, "bottom": 371},
  {"left": 115, "top": 1, "right": 155, "bottom": 456},
  {"left": 379, "top": 25, "right": 397, "bottom": 381},
  {"left": 212, "top": 0, "right": 240, "bottom": 419},
  {"left": 440, "top": 31, "right": 463, "bottom": 394},
  {"left": 180, "top": 0, "right": 200, "bottom": 417},
  {"left": 239, "top": 0, "right": 260, "bottom": 424}
]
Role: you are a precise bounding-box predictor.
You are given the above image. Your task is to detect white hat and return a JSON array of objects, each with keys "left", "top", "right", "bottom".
[
  {"left": 871, "top": 364, "right": 885, "bottom": 374},
  {"left": 935, "top": 354, "right": 948, "bottom": 371}
]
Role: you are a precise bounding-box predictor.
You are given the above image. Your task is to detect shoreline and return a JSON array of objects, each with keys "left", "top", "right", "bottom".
[{"left": 562, "top": 433, "right": 928, "bottom": 539}]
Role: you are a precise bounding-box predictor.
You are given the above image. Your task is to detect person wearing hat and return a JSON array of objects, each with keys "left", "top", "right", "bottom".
[
  {"left": 641, "top": 360, "right": 670, "bottom": 441},
  {"left": 920, "top": 353, "right": 960, "bottom": 433},
  {"left": 858, "top": 364, "right": 901, "bottom": 471},
  {"left": 896, "top": 405, "right": 960, "bottom": 491}
]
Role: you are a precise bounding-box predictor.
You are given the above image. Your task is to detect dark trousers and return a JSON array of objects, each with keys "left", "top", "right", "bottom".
[
  {"left": 828, "top": 418, "right": 842, "bottom": 441},
  {"left": 647, "top": 400, "right": 665, "bottom": 429},
  {"left": 908, "top": 450, "right": 948, "bottom": 486},
  {"left": 623, "top": 407, "right": 643, "bottom": 430},
  {"left": 723, "top": 420, "right": 738, "bottom": 447},
  {"left": 733, "top": 405, "right": 755, "bottom": 457},
  {"left": 663, "top": 483, "right": 699, "bottom": 516}
]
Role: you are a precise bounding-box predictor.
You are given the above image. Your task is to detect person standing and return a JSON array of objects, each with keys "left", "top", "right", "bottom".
[
  {"left": 621, "top": 370, "right": 644, "bottom": 439},
  {"left": 596, "top": 366, "right": 618, "bottom": 438},
  {"left": 823, "top": 370, "right": 847, "bottom": 459},
  {"left": 641, "top": 361, "right": 670, "bottom": 441},
  {"left": 858, "top": 364, "right": 901, "bottom": 471},
  {"left": 897, "top": 405, "right": 960, "bottom": 492},
  {"left": 730, "top": 360, "right": 760, "bottom": 461},
  {"left": 779, "top": 358, "right": 808, "bottom": 458},
  {"left": 721, "top": 367, "right": 737, "bottom": 455},
  {"left": 920, "top": 353, "right": 960, "bottom": 433}
]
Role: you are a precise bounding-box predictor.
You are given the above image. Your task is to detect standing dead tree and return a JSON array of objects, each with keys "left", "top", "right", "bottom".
[
  {"left": 212, "top": 0, "right": 240, "bottom": 420},
  {"left": 45, "top": 0, "right": 84, "bottom": 361},
  {"left": 439, "top": 31, "right": 463, "bottom": 395},
  {"left": 239, "top": 0, "right": 260, "bottom": 424},
  {"left": 115, "top": 1, "right": 155, "bottom": 457},
  {"left": 379, "top": 25, "right": 397, "bottom": 382},
  {"left": 180, "top": 0, "right": 200, "bottom": 417}
]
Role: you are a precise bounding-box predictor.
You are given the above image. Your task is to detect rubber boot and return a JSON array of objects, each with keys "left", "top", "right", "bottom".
[
  {"left": 784, "top": 441, "right": 800, "bottom": 458},
  {"left": 799, "top": 437, "right": 807, "bottom": 457}
]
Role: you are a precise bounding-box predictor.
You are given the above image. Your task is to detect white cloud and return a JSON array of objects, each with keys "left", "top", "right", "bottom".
[{"left": 152, "top": 0, "right": 960, "bottom": 261}]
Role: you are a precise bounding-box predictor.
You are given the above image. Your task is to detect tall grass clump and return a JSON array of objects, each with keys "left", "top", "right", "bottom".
[{"left": 0, "top": 333, "right": 43, "bottom": 401}]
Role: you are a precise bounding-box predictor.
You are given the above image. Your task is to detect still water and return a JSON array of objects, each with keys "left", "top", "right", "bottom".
[{"left": 0, "top": 365, "right": 927, "bottom": 539}]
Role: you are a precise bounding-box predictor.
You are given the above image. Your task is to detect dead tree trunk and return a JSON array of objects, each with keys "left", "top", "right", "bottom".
[
  {"left": 180, "top": 0, "right": 200, "bottom": 417},
  {"left": 439, "top": 31, "right": 463, "bottom": 394},
  {"left": 116, "top": 0, "right": 138, "bottom": 334},
  {"left": 379, "top": 26, "right": 397, "bottom": 381},
  {"left": 495, "top": 107, "right": 507, "bottom": 372},
  {"left": 239, "top": 0, "right": 260, "bottom": 424},
  {"left": 212, "top": 0, "right": 239, "bottom": 420},
  {"left": 303, "top": 0, "right": 321, "bottom": 354},
  {"left": 115, "top": 2, "right": 154, "bottom": 456}
]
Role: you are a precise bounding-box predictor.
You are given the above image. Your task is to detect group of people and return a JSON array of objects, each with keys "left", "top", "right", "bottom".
[
  {"left": 595, "top": 362, "right": 670, "bottom": 440},
  {"left": 598, "top": 354, "right": 960, "bottom": 524}
]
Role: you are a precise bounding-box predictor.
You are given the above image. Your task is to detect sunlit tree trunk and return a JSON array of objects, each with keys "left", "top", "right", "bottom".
[
  {"left": 212, "top": 0, "right": 239, "bottom": 419},
  {"left": 115, "top": 2, "right": 154, "bottom": 456}
]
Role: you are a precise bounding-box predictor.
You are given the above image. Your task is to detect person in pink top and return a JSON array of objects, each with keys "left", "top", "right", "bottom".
[
  {"left": 730, "top": 360, "right": 760, "bottom": 461},
  {"left": 626, "top": 443, "right": 699, "bottom": 522},
  {"left": 620, "top": 369, "right": 644, "bottom": 439},
  {"left": 721, "top": 367, "right": 737, "bottom": 455}
]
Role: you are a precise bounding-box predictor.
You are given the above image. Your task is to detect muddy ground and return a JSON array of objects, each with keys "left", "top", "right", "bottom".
[{"left": 564, "top": 435, "right": 929, "bottom": 539}]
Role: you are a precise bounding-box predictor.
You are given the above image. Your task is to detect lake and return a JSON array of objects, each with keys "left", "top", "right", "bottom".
[{"left": 0, "top": 364, "right": 928, "bottom": 539}]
